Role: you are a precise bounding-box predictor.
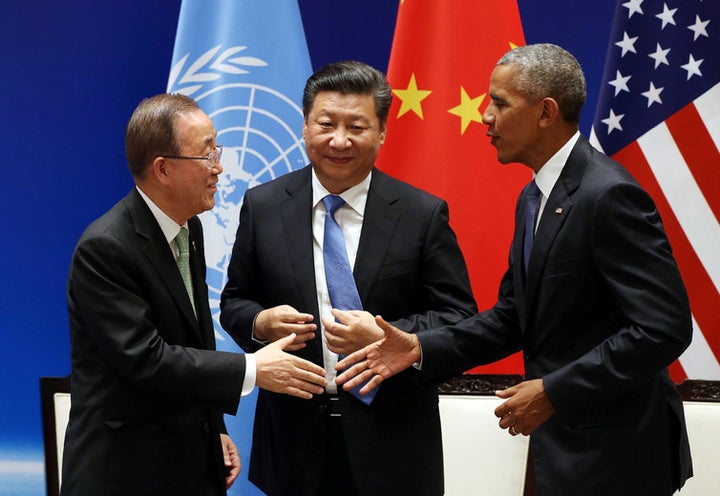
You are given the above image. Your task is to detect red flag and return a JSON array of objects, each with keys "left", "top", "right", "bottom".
[
  {"left": 590, "top": 0, "right": 720, "bottom": 382},
  {"left": 377, "top": 0, "right": 529, "bottom": 373}
]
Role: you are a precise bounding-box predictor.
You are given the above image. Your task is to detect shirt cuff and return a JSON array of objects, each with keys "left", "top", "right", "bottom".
[{"left": 241, "top": 353, "right": 257, "bottom": 396}]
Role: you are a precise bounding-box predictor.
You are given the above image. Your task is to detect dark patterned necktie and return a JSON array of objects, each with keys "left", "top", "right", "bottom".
[{"left": 523, "top": 181, "right": 541, "bottom": 273}]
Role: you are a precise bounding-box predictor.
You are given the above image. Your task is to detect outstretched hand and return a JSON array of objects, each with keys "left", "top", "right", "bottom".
[
  {"left": 254, "top": 333, "right": 327, "bottom": 399},
  {"left": 334, "top": 316, "right": 420, "bottom": 395}
]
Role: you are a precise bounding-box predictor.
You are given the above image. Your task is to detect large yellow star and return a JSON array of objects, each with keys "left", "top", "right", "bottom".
[
  {"left": 393, "top": 73, "right": 432, "bottom": 119},
  {"left": 448, "top": 87, "right": 486, "bottom": 134}
]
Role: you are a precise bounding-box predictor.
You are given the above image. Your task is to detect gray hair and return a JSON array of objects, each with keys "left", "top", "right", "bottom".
[
  {"left": 125, "top": 93, "right": 200, "bottom": 180},
  {"left": 497, "top": 44, "right": 586, "bottom": 123},
  {"left": 302, "top": 60, "right": 392, "bottom": 126}
]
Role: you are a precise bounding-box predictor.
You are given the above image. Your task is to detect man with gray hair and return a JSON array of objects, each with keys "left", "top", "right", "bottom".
[
  {"left": 63, "top": 93, "right": 327, "bottom": 496},
  {"left": 333, "top": 44, "right": 693, "bottom": 495}
]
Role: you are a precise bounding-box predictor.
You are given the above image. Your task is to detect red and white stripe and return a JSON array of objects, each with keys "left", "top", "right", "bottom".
[{"left": 591, "top": 82, "right": 720, "bottom": 380}]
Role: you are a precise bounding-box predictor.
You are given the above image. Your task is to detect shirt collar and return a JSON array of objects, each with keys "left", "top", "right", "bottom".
[
  {"left": 533, "top": 130, "right": 580, "bottom": 198},
  {"left": 311, "top": 169, "right": 372, "bottom": 216},
  {"left": 135, "top": 186, "right": 187, "bottom": 244}
]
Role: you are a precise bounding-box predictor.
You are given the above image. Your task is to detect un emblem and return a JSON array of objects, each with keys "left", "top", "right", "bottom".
[{"left": 168, "top": 45, "right": 308, "bottom": 343}]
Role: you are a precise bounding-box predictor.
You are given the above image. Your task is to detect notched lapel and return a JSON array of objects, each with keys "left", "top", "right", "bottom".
[
  {"left": 354, "top": 180, "right": 401, "bottom": 303},
  {"left": 128, "top": 190, "right": 203, "bottom": 341}
]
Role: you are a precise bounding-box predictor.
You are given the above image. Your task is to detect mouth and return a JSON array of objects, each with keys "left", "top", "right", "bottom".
[{"left": 326, "top": 156, "right": 353, "bottom": 164}]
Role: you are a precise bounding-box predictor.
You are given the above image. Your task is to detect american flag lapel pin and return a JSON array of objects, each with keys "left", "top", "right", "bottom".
[{"left": 555, "top": 207, "right": 563, "bottom": 214}]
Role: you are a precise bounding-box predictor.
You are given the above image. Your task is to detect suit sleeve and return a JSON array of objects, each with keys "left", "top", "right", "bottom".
[
  {"left": 542, "top": 181, "right": 692, "bottom": 419},
  {"left": 69, "top": 231, "right": 246, "bottom": 414},
  {"left": 389, "top": 199, "right": 478, "bottom": 332},
  {"left": 220, "top": 190, "right": 265, "bottom": 352}
]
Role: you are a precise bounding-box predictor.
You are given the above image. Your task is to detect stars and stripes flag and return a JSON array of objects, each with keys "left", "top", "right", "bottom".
[
  {"left": 377, "top": 0, "right": 529, "bottom": 374},
  {"left": 590, "top": 0, "right": 720, "bottom": 381}
]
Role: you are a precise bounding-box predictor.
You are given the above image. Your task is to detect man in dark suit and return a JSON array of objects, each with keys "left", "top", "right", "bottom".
[
  {"left": 334, "top": 44, "right": 693, "bottom": 495},
  {"left": 220, "top": 61, "right": 476, "bottom": 496},
  {"left": 63, "top": 93, "right": 327, "bottom": 496}
]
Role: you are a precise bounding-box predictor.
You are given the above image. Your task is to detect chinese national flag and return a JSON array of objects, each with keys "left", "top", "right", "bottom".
[{"left": 377, "top": 0, "right": 529, "bottom": 373}]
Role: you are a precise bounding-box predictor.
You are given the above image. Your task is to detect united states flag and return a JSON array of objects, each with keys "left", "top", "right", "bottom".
[{"left": 590, "top": 0, "right": 720, "bottom": 380}]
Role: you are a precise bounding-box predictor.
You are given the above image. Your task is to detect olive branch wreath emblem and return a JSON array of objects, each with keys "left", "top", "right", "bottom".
[{"left": 168, "top": 45, "right": 267, "bottom": 96}]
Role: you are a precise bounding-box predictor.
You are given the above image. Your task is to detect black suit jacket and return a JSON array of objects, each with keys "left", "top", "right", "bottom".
[
  {"left": 63, "top": 188, "right": 246, "bottom": 496},
  {"left": 419, "top": 136, "right": 693, "bottom": 495},
  {"left": 220, "top": 166, "right": 476, "bottom": 496}
]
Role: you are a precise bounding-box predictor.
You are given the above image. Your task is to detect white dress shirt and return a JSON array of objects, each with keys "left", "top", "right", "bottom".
[{"left": 311, "top": 170, "right": 372, "bottom": 393}]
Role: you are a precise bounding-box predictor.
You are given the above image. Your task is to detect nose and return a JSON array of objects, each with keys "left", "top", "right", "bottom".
[
  {"left": 329, "top": 128, "right": 351, "bottom": 148},
  {"left": 481, "top": 110, "right": 494, "bottom": 125}
]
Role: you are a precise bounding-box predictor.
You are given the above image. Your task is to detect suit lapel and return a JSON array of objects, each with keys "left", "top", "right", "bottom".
[
  {"left": 355, "top": 169, "right": 401, "bottom": 304},
  {"left": 127, "top": 189, "right": 204, "bottom": 343},
  {"left": 525, "top": 137, "right": 590, "bottom": 307},
  {"left": 188, "top": 217, "right": 215, "bottom": 349},
  {"left": 280, "top": 168, "right": 324, "bottom": 361}
]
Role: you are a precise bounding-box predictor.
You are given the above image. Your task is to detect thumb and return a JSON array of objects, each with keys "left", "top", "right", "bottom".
[
  {"left": 375, "top": 315, "right": 395, "bottom": 334},
  {"left": 273, "top": 332, "right": 297, "bottom": 350},
  {"left": 495, "top": 385, "right": 516, "bottom": 399}
]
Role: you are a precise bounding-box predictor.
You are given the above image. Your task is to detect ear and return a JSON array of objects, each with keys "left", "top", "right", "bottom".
[
  {"left": 152, "top": 156, "right": 173, "bottom": 186},
  {"left": 538, "top": 97, "right": 560, "bottom": 129},
  {"left": 379, "top": 124, "right": 387, "bottom": 144}
]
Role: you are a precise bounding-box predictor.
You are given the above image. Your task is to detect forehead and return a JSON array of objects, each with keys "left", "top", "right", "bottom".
[
  {"left": 175, "top": 109, "right": 215, "bottom": 143},
  {"left": 308, "top": 91, "right": 377, "bottom": 119}
]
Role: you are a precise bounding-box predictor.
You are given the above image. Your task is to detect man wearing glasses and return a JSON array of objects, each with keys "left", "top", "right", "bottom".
[{"left": 62, "top": 93, "right": 327, "bottom": 496}]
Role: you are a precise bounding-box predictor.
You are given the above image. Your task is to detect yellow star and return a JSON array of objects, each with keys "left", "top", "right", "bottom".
[
  {"left": 393, "top": 73, "right": 432, "bottom": 119},
  {"left": 448, "top": 87, "right": 486, "bottom": 134}
]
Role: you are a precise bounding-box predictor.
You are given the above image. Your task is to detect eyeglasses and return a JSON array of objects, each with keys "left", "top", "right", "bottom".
[{"left": 163, "top": 144, "right": 223, "bottom": 169}]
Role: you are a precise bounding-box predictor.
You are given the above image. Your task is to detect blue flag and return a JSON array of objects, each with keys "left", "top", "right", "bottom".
[{"left": 167, "top": 1, "right": 311, "bottom": 494}]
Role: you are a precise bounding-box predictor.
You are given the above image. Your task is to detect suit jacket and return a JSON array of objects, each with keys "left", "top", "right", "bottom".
[
  {"left": 220, "top": 166, "right": 476, "bottom": 496},
  {"left": 63, "top": 188, "right": 246, "bottom": 496},
  {"left": 419, "top": 136, "right": 693, "bottom": 496}
]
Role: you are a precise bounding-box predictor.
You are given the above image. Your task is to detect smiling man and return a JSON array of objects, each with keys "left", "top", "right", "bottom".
[
  {"left": 220, "top": 61, "right": 476, "bottom": 496},
  {"left": 63, "top": 93, "right": 327, "bottom": 496}
]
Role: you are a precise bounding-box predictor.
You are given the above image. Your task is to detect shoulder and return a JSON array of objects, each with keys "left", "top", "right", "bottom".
[{"left": 371, "top": 168, "right": 445, "bottom": 208}]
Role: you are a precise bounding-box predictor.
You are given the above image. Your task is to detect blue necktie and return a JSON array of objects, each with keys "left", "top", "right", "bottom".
[
  {"left": 323, "top": 195, "right": 378, "bottom": 405},
  {"left": 523, "top": 181, "right": 541, "bottom": 273}
]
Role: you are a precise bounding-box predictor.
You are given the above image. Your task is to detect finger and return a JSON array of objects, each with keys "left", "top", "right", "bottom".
[
  {"left": 289, "top": 330, "right": 315, "bottom": 342},
  {"left": 341, "top": 368, "right": 377, "bottom": 390},
  {"left": 335, "top": 348, "right": 367, "bottom": 370},
  {"left": 335, "top": 359, "right": 369, "bottom": 384},
  {"left": 358, "top": 374, "right": 384, "bottom": 395},
  {"left": 284, "top": 343, "right": 308, "bottom": 351},
  {"left": 495, "top": 385, "right": 517, "bottom": 399},
  {"left": 330, "top": 308, "right": 353, "bottom": 324},
  {"left": 293, "top": 357, "right": 328, "bottom": 378},
  {"left": 274, "top": 332, "right": 297, "bottom": 350},
  {"left": 494, "top": 398, "right": 513, "bottom": 418}
]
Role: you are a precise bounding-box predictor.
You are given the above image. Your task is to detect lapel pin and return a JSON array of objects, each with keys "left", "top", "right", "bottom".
[{"left": 555, "top": 207, "right": 563, "bottom": 214}]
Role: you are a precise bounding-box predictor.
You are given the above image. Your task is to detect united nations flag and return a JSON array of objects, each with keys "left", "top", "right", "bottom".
[{"left": 167, "top": 2, "right": 311, "bottom": 494}]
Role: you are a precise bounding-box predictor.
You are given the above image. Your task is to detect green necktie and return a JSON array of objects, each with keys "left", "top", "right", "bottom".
[{"left": 175, "top": 227, "right": 196, "bottom": 315}]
